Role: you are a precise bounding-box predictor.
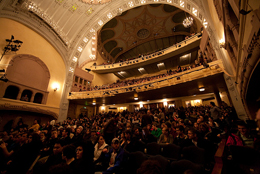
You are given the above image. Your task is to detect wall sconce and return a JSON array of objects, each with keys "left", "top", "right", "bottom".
[
  {"left": 52, "top": 83, "right": 60, "bottom": 91},
  {"left": 1, "top": 35, "right": 23, "bottom": 61},
  {"left": 219, "top": 38, "right": 225, "bottom": 48},
  {"left": 134, "top": 93, "right": 138, "bottom": 100},
  {"left": 93, "top": 99, "right": 96, "bottom": 105},
  {"left": 199, "top": 87, "right": 205, "bottom": 91}
]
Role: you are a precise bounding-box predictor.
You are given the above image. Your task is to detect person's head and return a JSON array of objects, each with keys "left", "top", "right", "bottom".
[
  {"left": 237, "top": 120, "right": 248, "bottom": 136},
  {"left": 134, "top": 128, "right": 140, "bottom": 135},
  {"left": 152, "top": 123, "right": 158, "bottom": 130},
  {"left": 76, "top": 126, "right": 83, "bottom": 134},
  {"left": 125, "top": 130, "right": 132, "bottom": 140},
  {"left": 75, "top": 145, "right": 83, "bottom": 159},
  {"left": 199, "top": 123, "right": 208, "bottom": 132},
  {"left": 193, "top": 122, "right": 199, "bottom": 129},
  {"left": 51, "top": 130, "right": 58, "bottom": 138},
  {"left": 34, "top": 119, "right": 38, "bottom": 124},
  {"left": 20, "top": 132, "right": 28, "bottom": 143},
  {"left": 91, "top": 129, "right": 96, "bottom": 137},
  {"left": 176, "top": 125, "right": 184, "bottom": 136},
  {"left": 111, "top": 138, "right": 120, "bottom": 151},
  {"left": 53, "top": 141, "right": 64, "bottom": 155},
  {"left": 62, "top": 128, "right": 71, "bottom": 137},
  {"left": 62, "top": 145, "right": 75, "bottom": 160},
  {"left": 137, "top": 160, "right": 163, "bottom": 174},
  {"left": 210, "top": 102, "right": 215, "bottom": 107},
  {"left": 187, "top": 129, "right": 197, "bottom": 140},
  {"left": 162, "top": 127, "right": 169, "bottom": 136},
  {"left": 97, "top": 135, "right": 105, "bottom": 146}
]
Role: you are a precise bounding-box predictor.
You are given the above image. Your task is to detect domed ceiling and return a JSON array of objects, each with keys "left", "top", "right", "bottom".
[{"left": 98, "top": 4, "right": 200, "bottom": 63}]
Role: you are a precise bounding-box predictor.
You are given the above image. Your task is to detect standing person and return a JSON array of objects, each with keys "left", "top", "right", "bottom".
[{"left": 209, "top": 102, "right": 221, "bottom": 121}]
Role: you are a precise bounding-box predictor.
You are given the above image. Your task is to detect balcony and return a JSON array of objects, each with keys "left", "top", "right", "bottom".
[
  {"left": 68, "top": 59, "right": 224, "bottom": 100},
  {"left": 91, "top": 33, "right": 202, "bottom": 74}
]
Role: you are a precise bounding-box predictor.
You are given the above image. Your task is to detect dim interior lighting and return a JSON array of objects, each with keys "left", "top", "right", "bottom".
[{"left": 199, "top": 87, "right": 205, "bottom": 91}]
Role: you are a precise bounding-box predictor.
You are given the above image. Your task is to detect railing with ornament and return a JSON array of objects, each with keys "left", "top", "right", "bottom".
[
  {"left": 91, "top": 32, "right": 202, "bottom": 72},
  {"left": 68, "top": 59, "right": 223, "bottom": 100}
]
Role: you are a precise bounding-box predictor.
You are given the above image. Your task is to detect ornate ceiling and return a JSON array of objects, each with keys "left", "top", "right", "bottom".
[{"left": 98, "top": 4, "right": 200, "bottom": 63}]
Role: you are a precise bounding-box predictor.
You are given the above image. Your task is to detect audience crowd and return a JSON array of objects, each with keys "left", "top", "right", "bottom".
[
  {"left": 1, "top": 101, "right": 259, "bottom": 174},
  {"left": 89, "top": 57, "right": 210, "bottom": 91}
]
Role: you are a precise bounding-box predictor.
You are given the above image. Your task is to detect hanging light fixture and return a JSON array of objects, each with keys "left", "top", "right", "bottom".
[
  {"left": 81, "top": 0, "right": 112, "bottom": 4},
  {"left": 183, "top": 12, "right": 193, "bottom": 28}
]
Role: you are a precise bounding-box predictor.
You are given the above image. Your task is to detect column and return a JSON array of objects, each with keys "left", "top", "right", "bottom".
[
  {"left": 17, "top": 90, "right": 23, "bottom": 100},
  {"left": 224, "top": 74, "right": 248, "bottom": 120},
  {"left": 30, "top": 92, "right": 35, "bottom": 102},
  {"left": 214, "top": 91, "right": 222, "bottom": 107},
  {"left": 175, "top": 99, "right": 183, "bottom": 108}
]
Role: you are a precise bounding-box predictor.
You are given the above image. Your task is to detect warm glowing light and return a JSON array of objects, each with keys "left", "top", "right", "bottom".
[
  {"left": 107, "top": 13, "right": 112, "bottom": 19},
  {"left": 139, "top": 102, "right": 143, "bottom": 108},
  {"left": 199, "top": 88, "right": 205, "bottom": 91},
  {"left": 78, "top": 47, "right": 83, "bottom": 52},
  {"left": 180, "top": 0, "right": 184, "bottom": 7},
  {"left": 73, "top": 57, "right": 78, "bottom": 62},
  {"left": 192, "top": 8, "right": 197, "bottom": 16},
  {"left": 83, "top": 37, "right": 88, "bottom": 43},
  {"left": 128, "top": 1, "right": 134, "bottom": 7},
  {"left": 98, "top": 20, "right": 103, "bottom": 26},
  {"left": 52, "top": 82, "right": 60, "bottom": 91}
]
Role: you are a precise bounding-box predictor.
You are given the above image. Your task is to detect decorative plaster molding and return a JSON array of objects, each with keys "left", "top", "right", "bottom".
[
  {"left": 0, "top": 103, "right": 58, "bottom": 119},
  {"left": 0, "top": 5, "right": 70, "bottom": 66}
]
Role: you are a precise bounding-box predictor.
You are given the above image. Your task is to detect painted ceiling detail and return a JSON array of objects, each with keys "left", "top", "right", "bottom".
[{"left": 98, "top": 4, "right": 199, "bottom": 63}]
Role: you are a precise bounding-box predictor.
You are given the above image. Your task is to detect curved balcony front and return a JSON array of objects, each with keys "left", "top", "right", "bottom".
[
  {"left": 69, "top": 59, "right": 224, "bottom": 100},
  {"left": 91, "top": 33, "right": 202, "bottom": 74}
]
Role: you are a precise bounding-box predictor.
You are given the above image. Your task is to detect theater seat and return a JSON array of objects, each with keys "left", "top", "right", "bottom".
[
  {"left": 149, "top": 155, "right": 170, "bottom": 173},
  {"left": 125, "top": 151, "right": 148, "bottom": 174},
  {"left": 145, "top": 142, "right": 161, "bottom": 156},
  {"left": 160, "top": 144, "right": 181, "bottom": 161},
  {"left": 182, "top": 146, "right": 205, "bottom": 165},
  {"left": 170, "top": 159, "right": 204, "bottom": 174}
]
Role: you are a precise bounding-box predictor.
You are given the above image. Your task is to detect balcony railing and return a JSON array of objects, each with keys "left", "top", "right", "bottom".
[
  {"left": 68, "top": 59, "right": 224, "bottom": 100},
  {"left": 91, "top": 33, "right": 202, "bottom": 72}
]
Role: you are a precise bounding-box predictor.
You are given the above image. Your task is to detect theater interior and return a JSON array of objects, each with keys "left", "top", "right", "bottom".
[{"left": 0, "top": 0, "right": 260, "bottom": 173}]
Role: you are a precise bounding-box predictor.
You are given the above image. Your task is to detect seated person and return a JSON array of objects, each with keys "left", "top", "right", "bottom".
[
  {"left": 34, "top": 140, "right": 64, "bottom": 174},
  {"left": 157, "top": 127, "right": 173, "bottom": 145},
  {"left": 226, "top": 120, "right": 255, "bottom": 148},
  {"left": 173, "top": 125, "right": 187, "bottom": 147},
  {"left": 151, "top": 123, "right": 162, "bottom": 139},
  {"left": 101, "top": 138, "right": 125, "bottom": 174}
]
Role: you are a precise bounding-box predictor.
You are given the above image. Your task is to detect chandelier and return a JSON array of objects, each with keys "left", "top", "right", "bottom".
[
  {"left": 81, "top": 0, "right": 112, "bottom": 4},
  {"left": 183, "top": 16, "right": 193, "bottom": 28}
]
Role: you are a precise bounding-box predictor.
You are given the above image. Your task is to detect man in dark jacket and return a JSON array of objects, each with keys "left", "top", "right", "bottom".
[{"left": 102, "top": 138, "right": 125, "bottom": 174}]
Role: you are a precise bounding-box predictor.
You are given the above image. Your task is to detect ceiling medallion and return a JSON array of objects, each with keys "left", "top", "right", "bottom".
[
  {"left": 183, "top": 16, "right": 193, "bottom": 28},
  {"left": 137, "top": 28, "right": 150, "bottom": 39},
  {"left": 81, "top": 0, "right": 112, "bottom": 4}
]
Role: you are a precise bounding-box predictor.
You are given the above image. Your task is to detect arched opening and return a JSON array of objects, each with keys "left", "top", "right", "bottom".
[
  {"left": 3, "top": 86, "right": 19, "bottom": 99},
  {"left": 246, "top": 60, "right": 260, "bottom": 119},
  {"left": 20, "top": 89, "right": 32, "bottom": 102},
  {"left": 33, "top": 93, "right": 43, "bottom": 104}
]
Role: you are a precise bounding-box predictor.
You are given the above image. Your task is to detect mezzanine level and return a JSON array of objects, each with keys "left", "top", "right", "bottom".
[{"left": 68, "top": 59, "right": 224, "bottom": 100}]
